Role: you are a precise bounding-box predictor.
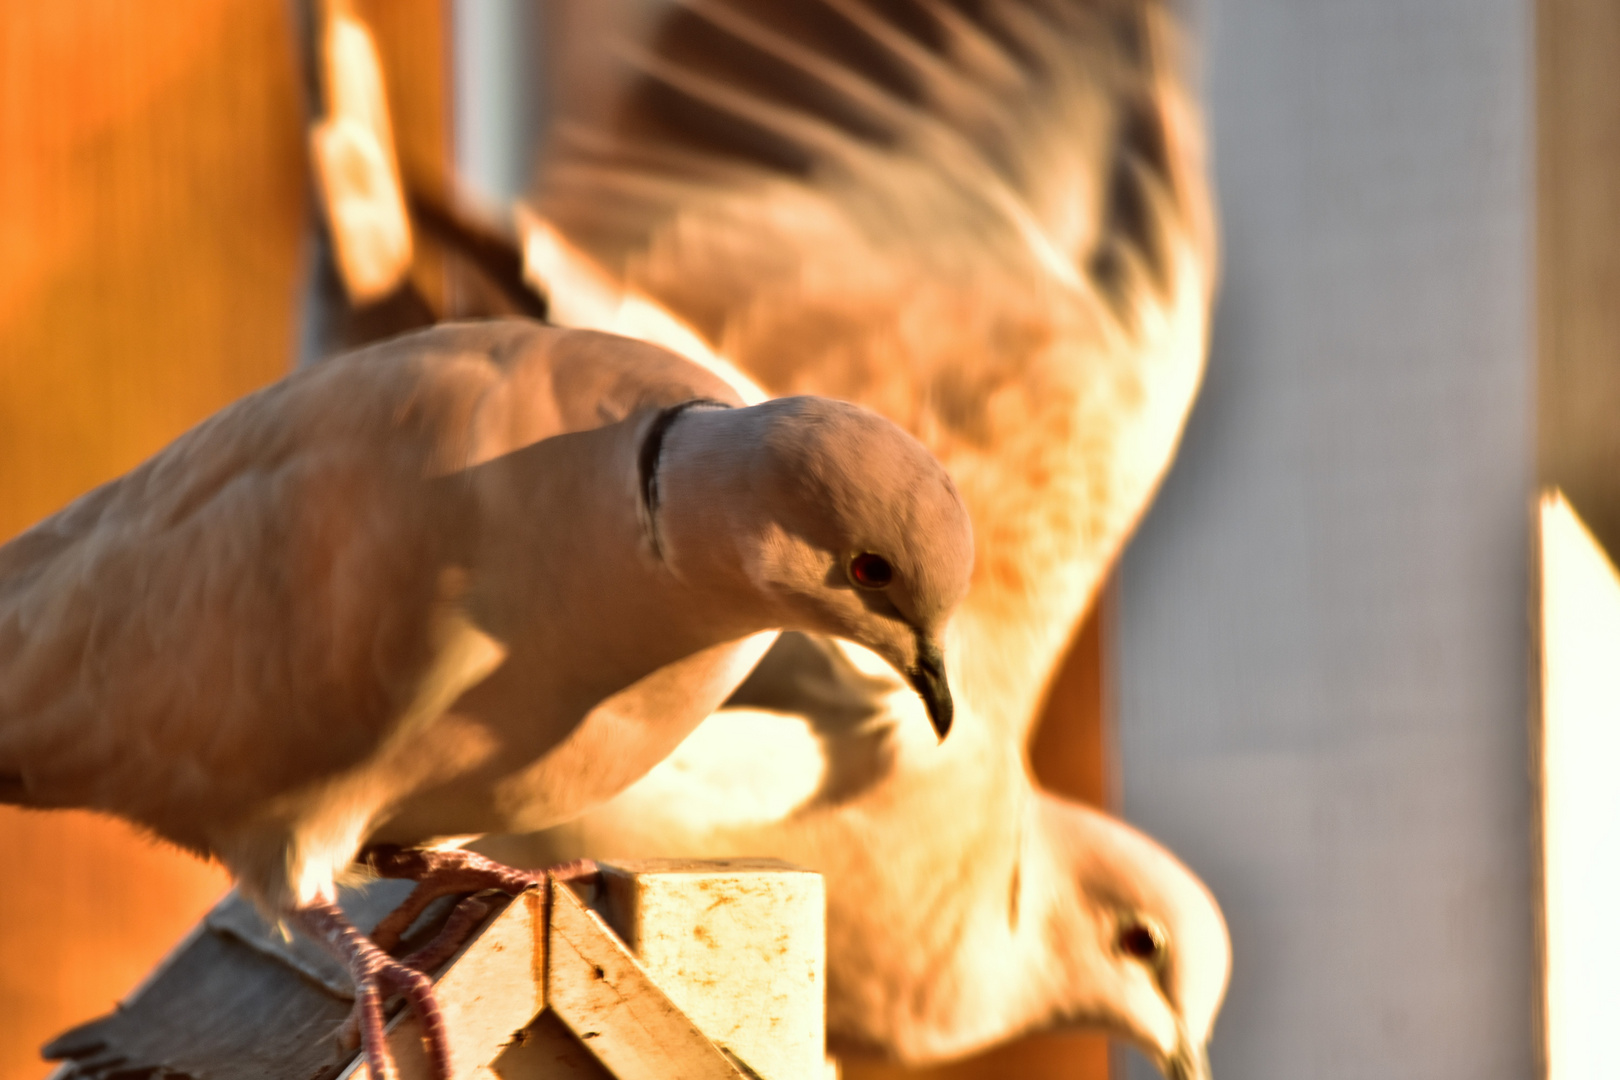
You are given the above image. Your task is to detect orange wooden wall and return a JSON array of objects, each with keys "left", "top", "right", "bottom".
[{"left": 0, "top": 3, "right": 307, "bottom": 1075}]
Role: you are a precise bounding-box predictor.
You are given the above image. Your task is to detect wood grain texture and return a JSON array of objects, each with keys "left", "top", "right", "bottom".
[
  {"left": 44, "top": 880, "right": 477, "bottom": 1080},
  {"left": 599, "top": 860, "right": 825, "bottom": 1080},
  {"left": 488, "top": 1011, "right": 615, "bottom": 1080},
  {"left": 0, "top": 2, "right": 307, "bottom": 1077},
  {"left": 548, "top": 883, "right": 747, "bottom": 1080}
]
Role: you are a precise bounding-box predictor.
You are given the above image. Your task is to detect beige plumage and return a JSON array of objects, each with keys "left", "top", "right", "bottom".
[
  {"left": 503, "top": 0, "right": 1230, "bottom": 1076},
  {"left": 0, "top": 318, "right": 975, "bottom": 1078},
  {"left": 530, "top": 0, "right": 1211, "bottom": 742}
]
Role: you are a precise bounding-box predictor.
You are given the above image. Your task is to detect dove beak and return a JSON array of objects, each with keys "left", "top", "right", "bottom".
[
  {"left": 906, "top": 635, "right": 953, "bottom": 740},
  {"left": 1165, "top": 1040, "right": 1212, "bottom": 1080}
]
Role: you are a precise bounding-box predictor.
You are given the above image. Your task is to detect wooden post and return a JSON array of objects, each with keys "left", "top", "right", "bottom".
[
  {"left": 546, "top": 882, "right": 746, "bottom": 1080},
  {"left": 597, "top": 860, "right": 827, "bottom": 1080},
  {"left": 46, "top": 860, "right": 829, "bottom": 1080}
]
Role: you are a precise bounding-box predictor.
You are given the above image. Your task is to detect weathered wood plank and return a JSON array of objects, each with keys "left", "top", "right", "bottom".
[
  {"left": 548, "top": 883, "right": 746, "bottom": 1080},
  {"left": 43, "top": 922, "right": 355, "bottom": 1080},
  {"left": 46, "top": 881, "right": 467, "bottom": 1080},
  {"left": 486, "top": 1012, "right": 615, "bottom": 1080},
  {"left": 599, "top": 860, "right": 824, "bottom": 1080}
]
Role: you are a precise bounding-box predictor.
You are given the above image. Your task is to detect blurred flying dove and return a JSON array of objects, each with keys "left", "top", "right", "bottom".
[
  {"left": 490, "top": 0, "right": 1231, "bottom": 1076},
  {"left": 0, "top": 319, "right": 973, "bottom": 1079}
]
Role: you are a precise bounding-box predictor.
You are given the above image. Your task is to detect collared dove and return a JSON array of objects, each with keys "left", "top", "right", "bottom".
[
  {"left": 0, "top": 319, "right": 973, "bottom": 1080},
  {"left": 487, "top": 0, "right": 1231, "bottom": 1076}
]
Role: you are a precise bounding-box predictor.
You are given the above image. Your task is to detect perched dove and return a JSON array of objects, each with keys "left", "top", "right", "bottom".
[
  {"left": 486, "top": 0, "right": 1232, "bottom": 1076},
  {"left": 0, "top": 319, "right": 973, "bottom": 1079}
]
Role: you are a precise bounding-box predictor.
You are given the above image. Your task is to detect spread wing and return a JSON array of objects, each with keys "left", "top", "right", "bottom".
[{"left": 527, "top": 0, "right": 1214, "bottom": 745}]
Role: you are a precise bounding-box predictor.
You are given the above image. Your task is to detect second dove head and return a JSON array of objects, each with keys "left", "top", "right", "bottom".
[
  {"left": 646, "top": 395, "right": 974, "bottom": 739},
  {"left": 1037, "top": 800, "right": 1232, "bottom": 1080}
]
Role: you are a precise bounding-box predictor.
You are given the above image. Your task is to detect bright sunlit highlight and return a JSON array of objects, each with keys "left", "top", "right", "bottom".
[{"left": 1540, "top": 490, "right": 1620, "bottom": 1080}]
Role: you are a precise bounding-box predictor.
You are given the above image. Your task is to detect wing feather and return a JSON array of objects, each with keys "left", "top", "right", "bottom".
[
  {"left": 531, "top": 0, "right": 1214, "bottom": 741},
  {"left": 0, "top": 325, "right": 521, "bottom": 847}
]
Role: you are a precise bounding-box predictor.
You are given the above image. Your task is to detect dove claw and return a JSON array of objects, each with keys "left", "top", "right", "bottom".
[
  {"left": 398, "top": 894, "right": 494, "bottom": 973},
  {"left": 292, "top": 897, "right": 453, "bottom": 1080},
  {"left": 362, "top": 845, "right": 601, "bottom": 968}
]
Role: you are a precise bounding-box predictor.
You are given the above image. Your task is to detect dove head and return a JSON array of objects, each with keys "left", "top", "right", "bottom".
[
  {"left": 1035, "top": 798, "right": 1230, "bottom": 1080},
  {"left": 650, "top": 395, "right": 973, "bottom": 738}
]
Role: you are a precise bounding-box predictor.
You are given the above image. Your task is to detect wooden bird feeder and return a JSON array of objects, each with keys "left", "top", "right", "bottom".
[{"left": 45, "top": 859, "right": 830, "bottom": 1080}]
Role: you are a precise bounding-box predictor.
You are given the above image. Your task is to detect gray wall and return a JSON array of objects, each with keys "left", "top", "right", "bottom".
[
  {"left": 452, "top": 0, "right": 545, "bottom": 210},
  {"left": 1118, "top": 3, "right": 1535, "bottom": 1077}
]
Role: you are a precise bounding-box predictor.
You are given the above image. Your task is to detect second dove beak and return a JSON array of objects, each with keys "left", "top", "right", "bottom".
[
  {"left": 1167, "top": 1041, "right": 1212, "bottom": 1080},
  {"left": 907, "top": 637, "right": 953, "bottom": 741}
]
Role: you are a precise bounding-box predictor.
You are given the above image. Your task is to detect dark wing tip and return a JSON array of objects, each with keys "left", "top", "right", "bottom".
[{"left": 541, "top": 0, "right": 1210, "bottom": 310}]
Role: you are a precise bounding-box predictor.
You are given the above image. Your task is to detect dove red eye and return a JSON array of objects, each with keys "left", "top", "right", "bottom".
[
  {"left": 848, "top": 553, "right": 894, "bottom": 589},
  {"left": 1118, "top": 922, "right": 1164, "bottom": 963}
]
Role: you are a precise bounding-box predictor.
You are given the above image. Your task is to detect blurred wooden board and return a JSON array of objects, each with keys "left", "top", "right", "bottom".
[{"left": 44, "top": 880, "right": 430, "bottom": 1080}]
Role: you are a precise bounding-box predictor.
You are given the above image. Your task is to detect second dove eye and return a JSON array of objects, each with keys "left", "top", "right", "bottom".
[
  {"left": 849, "top": 553, "right": 894, "bottom": 589},
  {"left": 1118, "top": 922, "right": 1164, "bottom": 964}
]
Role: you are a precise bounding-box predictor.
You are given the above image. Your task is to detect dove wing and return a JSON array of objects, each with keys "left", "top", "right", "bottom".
[
  {"left": 538, "top": 0, "right": 1205, "bottom": 332},
  {"left": 531, "top": 0, "right": 1214, "bottom": 742},
  {"left": 0, "top": 325, "right": 543, "bottom": 850}
]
